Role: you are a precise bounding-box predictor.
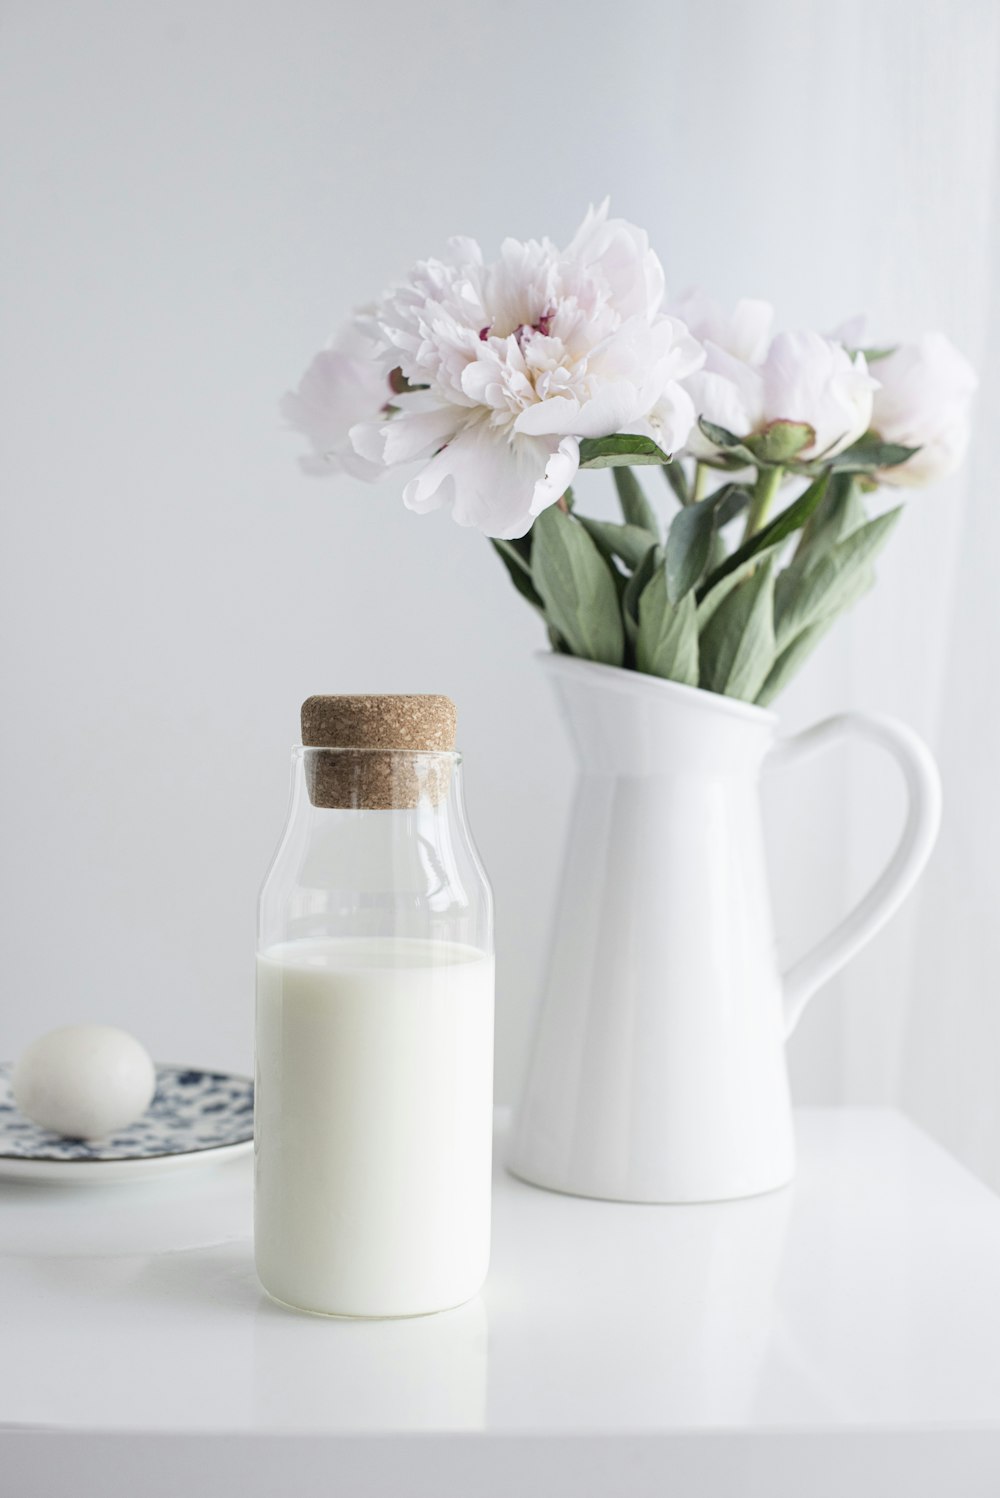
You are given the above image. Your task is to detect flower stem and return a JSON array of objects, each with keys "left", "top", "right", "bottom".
[
  {"left": 692, "top": 462, "right": 708, "bottom": 503},
  {"left": 743, "top": 466, "right": 784, "bottom": 541}
]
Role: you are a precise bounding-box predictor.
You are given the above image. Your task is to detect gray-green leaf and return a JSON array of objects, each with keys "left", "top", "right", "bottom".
[
  {"left": 578, "top": 434, "right": 672, "bottom": 468},
  {"left": 697, "top": 417, "right": 758, "bottom": 466},
  {"left": 613, "top": 467, "right": 660, "bottom": 535},
  {"left": 755, "top": 619, "right": 835, "bottom": 707},
  {"left": 774, "top": 508, "right": 901, "bottom": 652},
  {"left": 665, "top": 493, "right": 718, "bottom": 604},
  {"left": 699, "top": 557, "right": 776, "bottom": 702},
  {"left": 662, "top": 460, "right": 690, "bottom": 506},
  {"left": 622, "top": 542, "right": 663, "bottom": 642},
  {"left": 531, "top": 506, "right": 625, "bottom": 666},
  {"left": 491, "top": 538, "right": 544, "bottom": 614},
  {"left": 664, "top": 483, "right": 749, "bottom": 605},
  {"left": 579, "top": 517, "right": 658, "bottom": 571},
  {"left": 791, "top": 472, "right": 864, "bottom": 573},
  {"left": 698, "top": 473, "right": 829, "bottom": 598},
  {"left": 827, "top": 435, "right": 919, "bottom": 472},
  {"left": 696, "top": 537, "right": 785, "bottom": 630},
  {"left": 636, "top": 568, "right": 698, "bottom": 685}
]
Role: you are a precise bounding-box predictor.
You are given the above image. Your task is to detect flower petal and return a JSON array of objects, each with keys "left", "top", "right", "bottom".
[
  {"left": 380, "top": 404, "right": 463, "bottom": 465},
  {"left": 640, "top": 383, "right": 697, "bottom": 456},
  {"left": 513, "top": 395, "right": 582, "bottom": 437},
  {"left": 281, "top": 319, "right": 391, "bottom": 480},
  {"left": 761, "top": 332, "right": 876, "bottom": 457},
  {"left": 564, "top": 199, "right": 665, "bottom": 321},
  {"left": 403, "top": 422, "right": 577, "bottom": 538},
  {"left": 528, "top": 437, "right": 581, "bottom": 521},
  {"left": 669, "top": 289, "right": 773, "bottom": 365},
  {"left": 872, "top": 333, "right": 977, "bottom": 485}
]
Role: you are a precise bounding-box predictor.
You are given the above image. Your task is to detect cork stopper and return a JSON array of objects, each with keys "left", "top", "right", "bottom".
[{"left": 300, "top": 695, "right": 457, "bottom": 810}]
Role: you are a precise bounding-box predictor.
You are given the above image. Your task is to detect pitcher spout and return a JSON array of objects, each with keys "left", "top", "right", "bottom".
[{"left": 539, "top": 654, "right": 777, "bottom": 779}]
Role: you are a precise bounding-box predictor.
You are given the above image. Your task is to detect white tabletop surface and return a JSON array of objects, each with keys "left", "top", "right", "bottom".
[{"left": 2, "top": 1107, "right": 999, "bottom": 1497}]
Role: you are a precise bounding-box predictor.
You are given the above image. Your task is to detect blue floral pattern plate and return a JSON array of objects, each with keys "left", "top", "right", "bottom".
[{"left": 0, "top": 1064, "right": 254, "bottom": 1182}]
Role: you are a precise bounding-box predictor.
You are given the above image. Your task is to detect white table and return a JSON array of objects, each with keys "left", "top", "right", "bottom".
[{"left": 2, "top": 1108, "right": 999, "bottom": 1497}]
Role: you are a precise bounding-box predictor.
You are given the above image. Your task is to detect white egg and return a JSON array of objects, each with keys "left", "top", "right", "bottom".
[{"left": 12, "top": 1025, "right": 157, "bottom": 1140}]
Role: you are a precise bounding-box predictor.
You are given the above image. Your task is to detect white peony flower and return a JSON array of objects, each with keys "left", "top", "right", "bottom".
[
  {"left": 348, "top": 202, "right": 703, "bottom": 538},
  {"left": 869, "top": 333, "right": 977, "bottom": 487},
  {"left": 669, "top": 288, "right": 774, "bottom": 365},
  {"left": 281, "top": 316, "right": 392, "bottom": 480},
  {"left": 685, "top": 329, "right": 877, "bottom": 461},
  {"left": 827, "top": 313, "right": 869, "bottom": 352}
]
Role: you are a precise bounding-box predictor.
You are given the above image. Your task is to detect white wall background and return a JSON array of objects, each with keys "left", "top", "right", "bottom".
[{"left": 2, "top": 0, "right": 998, "bottom": 1179}]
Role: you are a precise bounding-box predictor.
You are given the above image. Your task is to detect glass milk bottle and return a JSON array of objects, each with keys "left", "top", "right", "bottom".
[{"left": 255, "top": 695, "right": 495, "bottom": 1318}]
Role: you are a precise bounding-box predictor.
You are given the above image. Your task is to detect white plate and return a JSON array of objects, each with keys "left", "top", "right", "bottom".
[{"left": 0, "top": 1063, "right": 254, "bottom": 1183}]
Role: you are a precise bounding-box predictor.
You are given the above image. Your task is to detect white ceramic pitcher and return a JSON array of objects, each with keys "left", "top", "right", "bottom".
[{"left": 509, "top": 654, "right": 942, "bottom": 1204}]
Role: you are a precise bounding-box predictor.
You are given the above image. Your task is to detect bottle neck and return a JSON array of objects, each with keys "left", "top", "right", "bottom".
[
  {"left": 258, "top": 748, "right": 492, "bottom": 956},
  {"left": 301, "top": 746, "right": 456, "bottom": 813}
]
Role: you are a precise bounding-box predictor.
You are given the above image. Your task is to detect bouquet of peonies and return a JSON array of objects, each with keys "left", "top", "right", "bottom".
[{"left": 283, "top": 203, "right": 976, "bottom": 706}]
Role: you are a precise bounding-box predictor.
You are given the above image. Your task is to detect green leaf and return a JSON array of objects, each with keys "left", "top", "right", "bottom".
[
  {"left": 698, "top": 418, "right": 741, "bottom": 449},
  {"left": 664, "top": 482, "right": 752, "bottom": 606},
  {"left": 636, "top": 568, "right": 699, "bottom": 685},
  {"left": 531, "top": 506, "right": 625, "bottom": 666},
  {"left": 622, "top": 542, "right": 663, "bottom": 640},
  {"left": 774, "top": 508, "right": 902, "bottom": 652},
  {"left": 697, "top": 417, "right": 757, "bottom": 466},
  {"left": 791, "top": 472, "right": 864, "bottom": 571},
  {"left": 664, "top": 494, "right": 717, "bottom": 604},
  {"left": 705, "top": 452, "right": 763, "bottom": 474},
  {"left": 491, "top": 534, "right": 532, "bottom": 578},
  {"left": 697, "top": 474, "right": 830, "bottom": 599},
  {"left": 662, "top": 460, "right": 691, "bottom": 506},
  {"left": 755, "top": 619, "right": 834, "bottom": 707},
  {"left": 579, "top": 517, "right": 658, "bottom": 571},
  {"left": 745, "top": 420, "right": 815, "bottom": 465},
  {"left": 491, "top": 538, "right": 544, "bottom": 613},
  {"left": 698, "top": 557, "right": 777, "bottom": 702},
  {"left": 827, "top": 434, "right": 919, "bottom": 472},
  {"left": 613, "top": 467, "right": 660, "bottom": 535},
  {"left": 696, "top": 566, "right": 747, "bottom": 631},
  {"left": 695, "top": 537, "right": 785, "bottom": 630},
  {"left": 705, "top": 528, "right": 729, "bottom": 574},
  {"left": 578, "top": 434, "right": 672, "bottom": 469},
  {"left": 758, "top": 504, "right": 899, "bottom": 706},
  {"left": 713, "top": 483, "right": 752, "bottom": 527}
]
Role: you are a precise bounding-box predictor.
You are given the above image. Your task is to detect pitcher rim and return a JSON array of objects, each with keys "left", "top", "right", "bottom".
[{"left": 537, "top": 653, "right": 779, "bottom": 727}]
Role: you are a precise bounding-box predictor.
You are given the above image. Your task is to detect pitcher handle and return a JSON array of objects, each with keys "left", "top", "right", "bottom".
[{"left": 767, "top": 712, "right": 942, "bottom": 1037}]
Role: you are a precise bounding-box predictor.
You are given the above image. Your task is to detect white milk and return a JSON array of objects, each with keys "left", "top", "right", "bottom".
[{"left": 254, "top": 936, "right": 494, "bottom": 1317}]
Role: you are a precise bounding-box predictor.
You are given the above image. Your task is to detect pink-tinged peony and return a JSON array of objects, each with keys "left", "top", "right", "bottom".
[
  {"left": 669, "top": 288, "right": 774, "bottom": 365},
  {"left": 869, "top": 333, "right": 977, "bottom": 487},
  {"left": 281, "top": 316, "right": 392, "bottom": 480},
  {"left": 685, "top": 329, "right": 877, "bottom": 461},
  {"left": 347, "top": 202, "right": 704, "bottom": 538}
]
